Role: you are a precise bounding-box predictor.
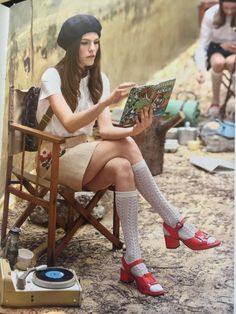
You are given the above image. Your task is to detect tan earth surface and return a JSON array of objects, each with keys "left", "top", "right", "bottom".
[{"left": 0, "top": 43, "right": 234, "bottom": 314}]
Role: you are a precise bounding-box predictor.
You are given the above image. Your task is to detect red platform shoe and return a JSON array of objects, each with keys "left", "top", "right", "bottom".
[
  {"left": 163, "top": 218, "right": 221, "bottom": 250},
  {"left": 120, "top": 257, "right": 166, "bottom": 296}
]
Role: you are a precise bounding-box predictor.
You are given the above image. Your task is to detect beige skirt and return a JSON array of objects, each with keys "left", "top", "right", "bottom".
[{"left": 38, "top": 134, "right": 100, "bottom": 191}]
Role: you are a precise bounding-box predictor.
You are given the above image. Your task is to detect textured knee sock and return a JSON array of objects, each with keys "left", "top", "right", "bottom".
[
  {"left": 132, "top": 160, "right": 197, "bottom": 240},
  {"left": 211, "top": 69, "right": 222, "bottom": 104},
  {"left": 115, "top": 191, "right": 163, "bottom": 292},
  {"left": 115, "top": 191, "right": 146, "bottom": 275}
]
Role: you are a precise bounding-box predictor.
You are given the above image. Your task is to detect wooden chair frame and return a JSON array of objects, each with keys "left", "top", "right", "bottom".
[
  {"left": 220, "top": 57, "right": 236, "bottom": 119},
  {"left": 1, "top": 89, "right": 123, "bottom": 266}
]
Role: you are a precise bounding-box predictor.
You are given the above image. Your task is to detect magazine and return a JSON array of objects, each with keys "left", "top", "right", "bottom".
[{"left": 119, "top": 78, "right": 176, "bottom": 126}]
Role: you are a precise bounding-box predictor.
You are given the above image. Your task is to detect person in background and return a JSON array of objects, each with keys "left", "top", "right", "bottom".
[
  {"left": 37, "top": 14, "right": 221, "bottom": 297},
  {"left": 195, "top": 0, "right": 236, "bottom": 118}
]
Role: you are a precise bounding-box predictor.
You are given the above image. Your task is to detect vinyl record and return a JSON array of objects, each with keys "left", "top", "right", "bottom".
[{"left": 32, "top": 267, "right": 76, "bottom": 289}]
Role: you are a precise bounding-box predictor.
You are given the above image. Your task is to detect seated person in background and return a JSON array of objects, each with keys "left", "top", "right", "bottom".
[{"left": 195, "top": 0, "right": 236, "bottom": 119}]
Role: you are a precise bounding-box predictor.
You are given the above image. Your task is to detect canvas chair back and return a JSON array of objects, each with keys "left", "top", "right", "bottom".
[{"left": 9, "top": 87, "right": 27, "bottom": 154}]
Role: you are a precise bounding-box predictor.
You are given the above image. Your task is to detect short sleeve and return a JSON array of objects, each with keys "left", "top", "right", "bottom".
[
  {"left": 194, "top": 5, "right": 217, "bottom": 71},
  {"left": 39, "top": 67, "right": 62, "bottom": 100},
  {"left": 100, "top": 72, "right": 110, "bottom": 101}
]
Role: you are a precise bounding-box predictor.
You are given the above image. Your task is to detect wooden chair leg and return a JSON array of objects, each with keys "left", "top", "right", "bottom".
[
  {"left": 112, "top": 191, "right": 122, "bottom": 250},
  {"left": 59, "top": 188, "right": 123, "bottom": 249},
  {"left": 14, "top": 187, "right": 48, "bottom": 228},
  {"left": 1, "top": 189, "right": 10, "bottom": 246},
  {"left": 1, "top": 156, "right": 13, "bottom": 245},
  {"left": 47, "top": 143, "right": 60, "bottom": 266}
]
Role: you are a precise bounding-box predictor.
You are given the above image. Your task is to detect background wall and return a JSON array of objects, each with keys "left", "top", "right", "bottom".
[
  {"left": 0, "top": 5, "right": 9, "bottom": 194},
  {"left": 0, "top": 0, "right": 199, "bottom": 198}
]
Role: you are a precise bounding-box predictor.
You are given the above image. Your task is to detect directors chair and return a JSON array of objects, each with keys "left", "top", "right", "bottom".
[
  {"left": 220, "top": 56, "right": 236, "bottom": 119},
  {"left": 1, "top": 86, "right": 123, "bottom": 266}
]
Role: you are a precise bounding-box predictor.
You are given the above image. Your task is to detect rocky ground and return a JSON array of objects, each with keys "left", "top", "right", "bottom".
[{"left": 0, "top": 43, "right": 234, "bottom": 314}]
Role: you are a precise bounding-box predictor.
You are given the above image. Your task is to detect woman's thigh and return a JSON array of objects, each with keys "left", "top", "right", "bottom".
[
  {"left": 83, "top": 137, "right": 142, "bottom": 186},
  {"left": 83, "top": 157, "right": 136, "bottom": 191}
]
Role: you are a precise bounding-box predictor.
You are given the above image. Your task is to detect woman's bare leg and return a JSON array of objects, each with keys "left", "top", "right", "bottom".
[
  {"left": 210, "top": 53, "right": 225, "bottom": 105},
  {"left": 83, "top": 137, "right": 142, "bottom": 187},
  {"left": 84, "top": 157, "right": 136, "bottom": 191},
  {"left": 225, "top": 54, "right": 236, "bottom": 72}
]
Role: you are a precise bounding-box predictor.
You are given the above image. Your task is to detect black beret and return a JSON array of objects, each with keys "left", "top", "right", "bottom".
[{"left": 57, "top": 14, "right": 102, "bottom": 50}]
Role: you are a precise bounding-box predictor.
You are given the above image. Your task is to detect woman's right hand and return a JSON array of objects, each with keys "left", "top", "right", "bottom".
[
  {"left": 196, "top": 70, "right": 205, "bottom": 84},
  {"left": 107, "top": 82, "right": 136, "bottom": 106}
]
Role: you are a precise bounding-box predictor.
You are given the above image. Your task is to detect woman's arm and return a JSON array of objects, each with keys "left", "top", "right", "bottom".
[
  {"left": 47, "top": 93, "right": 108, "bottom": 133},
  {"left": 195, "top": 7, "right": 214, "bottom": 81},
  {"left": 47, "top": 82, "right": 135, "bottom": 133},
  {"left": 97, "top": 106, "right": 153, "bottom": 140}
]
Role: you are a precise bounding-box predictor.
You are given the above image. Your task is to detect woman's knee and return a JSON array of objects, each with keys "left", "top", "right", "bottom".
[
  {"left": 107, "top": 157, "right": 135, "bottom": 183},
  {"left": 211, "top": 56, "right": 225, "bottom": 72}
]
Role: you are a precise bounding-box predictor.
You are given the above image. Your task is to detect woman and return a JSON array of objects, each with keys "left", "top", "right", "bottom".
[
  {"left": 195, "top": 0, "right": 236, "bottom": 119},
  {"left": 37, "top": 14, "right": 221, "bottom": 296}
]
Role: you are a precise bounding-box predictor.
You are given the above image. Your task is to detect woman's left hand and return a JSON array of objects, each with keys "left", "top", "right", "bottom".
[
  {"left": 132, "top": 106, "right": 153, "bottom": 136},
  {"left": 221, "top": 42, "right": 236, "bottom": 53}
]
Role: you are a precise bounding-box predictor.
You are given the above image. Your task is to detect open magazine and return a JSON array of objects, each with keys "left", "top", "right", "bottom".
[{"left": 119, "top": 78, "right": 176, "bottom": 126}]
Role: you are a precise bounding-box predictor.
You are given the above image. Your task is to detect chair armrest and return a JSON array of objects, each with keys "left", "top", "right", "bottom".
[{"left": 10, "top": 122, "right": 65, "bottom": 144}]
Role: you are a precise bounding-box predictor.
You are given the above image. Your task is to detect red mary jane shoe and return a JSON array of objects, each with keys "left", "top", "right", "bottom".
[
  {"left": 208, "top": 104, "right": 220, "bottom": 119},
  {"left": 120, "top": 257, "right": 166, "bottom": 296},
  {"left": 163, "top": 218, "right": 221, "bottom": 250}
]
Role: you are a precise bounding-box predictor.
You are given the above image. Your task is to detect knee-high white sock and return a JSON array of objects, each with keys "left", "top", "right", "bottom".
[
  {"left": 211, "top": 69, "right": 222, "bottom": 105},
  {"left": 115, "top": 190, "right": 163, "bottom": 293},
  {"left": 132, "top": 160, "right": 197, "bottom": 240}
]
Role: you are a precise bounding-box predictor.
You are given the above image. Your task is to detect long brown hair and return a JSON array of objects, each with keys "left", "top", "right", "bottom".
[
  {"left": 213, "top": 2, "right": 236, "bottom": 28},
  {"left": 55, "top": 39, "right": 103, "bottom": 112}
]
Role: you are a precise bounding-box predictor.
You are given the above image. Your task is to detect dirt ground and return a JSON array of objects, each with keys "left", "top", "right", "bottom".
[{"left": 0, "top": 43, "right": 234, "bottom": 314}]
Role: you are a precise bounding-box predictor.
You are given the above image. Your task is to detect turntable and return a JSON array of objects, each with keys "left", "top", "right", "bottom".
[{"left": 0, "top": 258, "right": 82, "bottom": 307}]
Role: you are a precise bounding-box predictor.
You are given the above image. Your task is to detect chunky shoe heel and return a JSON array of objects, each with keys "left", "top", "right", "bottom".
[
  {"left": 163, "top": 218, "right": 221, "bottom": 251},
  {"left": 120, "top": 267, "right": 134, "bottom": 283},
  {"left": 120, "top": 257, "right": 165, "bottom": 296},
  {"left": 164, "top": 235, "right": 180, "bottom": 249}
]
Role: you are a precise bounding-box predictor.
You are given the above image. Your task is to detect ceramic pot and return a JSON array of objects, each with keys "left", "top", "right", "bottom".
[{"left": 216, "top": 120, "right": 235, "bottom": 139}]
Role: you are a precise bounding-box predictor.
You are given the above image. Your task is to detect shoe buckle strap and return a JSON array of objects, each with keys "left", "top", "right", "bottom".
[
  {"left": 195, "top": 230, "right": 209, "bottom": 244},
  {"left": 176, "top": 218, "right": 186, "bottom": 230},
  {"left": 144, "top": 273, "right": 158, "bottom": 285},
  {"left": 122, "top": 257, "right": 144, "bottom": 271}
]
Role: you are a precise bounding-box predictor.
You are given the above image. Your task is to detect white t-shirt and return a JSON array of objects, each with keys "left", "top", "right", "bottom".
[
  {"left": 195, "top": 4, "right": 236, "bottom": 70},
  {"left": 36, "top": 67, "right": 110, "bottom": 137}
]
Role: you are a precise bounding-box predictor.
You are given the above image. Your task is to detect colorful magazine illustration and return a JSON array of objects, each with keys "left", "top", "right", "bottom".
[{"left": 119, "top": 78, "right": 176, "bottom": 126}]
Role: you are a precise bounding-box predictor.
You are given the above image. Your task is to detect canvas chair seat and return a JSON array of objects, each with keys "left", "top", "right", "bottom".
[{"left": 1, "top": 87, "right": 123, "bottom": 266}]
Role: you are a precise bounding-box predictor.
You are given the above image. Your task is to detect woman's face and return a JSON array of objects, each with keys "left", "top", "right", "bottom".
[
  {"left": 78, "top": 32, "right": 100, "bottom": 68},
  {"left": 222, "top": 2, "right": 236, "bottom": 16}
]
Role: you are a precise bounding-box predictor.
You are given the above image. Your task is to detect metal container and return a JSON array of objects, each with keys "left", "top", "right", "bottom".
[
  {"left": 166, "top": 128, "right": 178, "bottom": 140},
  {"left": 178, "top": 123, "right": 198, "bottom": 145}
]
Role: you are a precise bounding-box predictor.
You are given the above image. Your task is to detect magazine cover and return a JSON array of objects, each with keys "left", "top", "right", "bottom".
[{"left": 119, "top": 78, "right": 176, "bottom": 126}]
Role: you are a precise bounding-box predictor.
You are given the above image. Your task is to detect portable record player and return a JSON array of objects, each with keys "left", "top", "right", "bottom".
[{"left": 0, "top": 258, "right": 82, "bottom": 307}]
